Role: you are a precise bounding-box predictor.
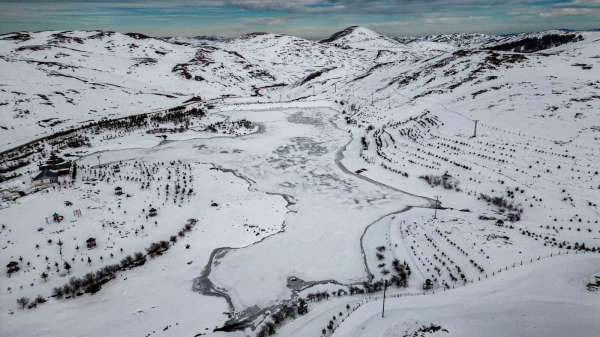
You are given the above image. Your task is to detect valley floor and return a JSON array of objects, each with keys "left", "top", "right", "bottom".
[{"left": 2, "top": 99, "right": 598, "bottom": 337}]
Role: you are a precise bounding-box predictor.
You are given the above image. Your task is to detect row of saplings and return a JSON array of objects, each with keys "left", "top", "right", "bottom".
[
  {"left": 315, "top": 259, "right": 412, "bottom": 336},
  {"left": 255, "top": 298, "right": 308, "bottom": 337},
  {"left": 16, "top": 220, "right": 197, "bottom": 310},
  {"left": 496, "top": 221, "right": 600, "bottom": 253},
  {"left": 321, "top": 304, "right": 358, "bottom": 336},
  {"left": 317, "top": 269, "right": 419, "bottom": 337}
]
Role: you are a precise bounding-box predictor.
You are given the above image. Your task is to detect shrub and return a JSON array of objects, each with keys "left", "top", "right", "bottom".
[{"left": 17, "top": 297, "right": 29, "bottom": 309}]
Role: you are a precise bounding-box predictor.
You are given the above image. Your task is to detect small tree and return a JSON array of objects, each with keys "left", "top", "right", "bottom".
[
  {"left": 71, "top": 163, "right": 77, "bottom": 179},
  {"left": 423, "top": 278, "right": 433, "bottom": 290},
  {"left": 297, "top": 298, "right": 308, "bottom": 315},
  {"left": 41, "top": 272, "right": 48, "bottom": 282},
  {"left": 53, "top": 287, "right": 64, "bottom": 299},
  {"left": 17, "top": 297, "right": 29, "bottom": 309}
]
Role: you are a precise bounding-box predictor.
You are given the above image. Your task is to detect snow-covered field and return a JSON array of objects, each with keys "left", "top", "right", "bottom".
[{"left": 1, "top": 26, "right": 599, "bottom": 337}]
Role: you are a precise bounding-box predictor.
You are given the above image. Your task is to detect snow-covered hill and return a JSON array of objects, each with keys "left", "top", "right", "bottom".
[
  {"left": 1, "top": 26, "right": 599, "bottom": 337},
  {"left": 320, "top": 26, "right": 403, "bottom": 50},
  {"left": 0, "top": 29, "right": 380, "bottom": 151}
]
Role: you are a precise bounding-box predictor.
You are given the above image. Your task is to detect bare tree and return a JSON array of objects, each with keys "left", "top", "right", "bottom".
[{"left": 17, "top": 297, "right": 29, "bottom": 309}]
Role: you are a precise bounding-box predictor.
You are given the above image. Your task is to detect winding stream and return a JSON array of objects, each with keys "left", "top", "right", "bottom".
[{"left": 74, "top": 101, "right": 440, "bottom": 332}]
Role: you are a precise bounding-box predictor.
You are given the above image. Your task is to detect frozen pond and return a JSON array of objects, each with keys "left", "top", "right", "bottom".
[{"left": 84, "top": 104, "right": 432, "bottom": 312}]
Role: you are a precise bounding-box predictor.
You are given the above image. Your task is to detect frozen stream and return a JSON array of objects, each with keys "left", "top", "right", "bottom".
[{"left": 75, "top": 102, "right": 436, "bottom": 331}]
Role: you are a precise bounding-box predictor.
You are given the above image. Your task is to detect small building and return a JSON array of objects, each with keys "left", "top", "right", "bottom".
[
  {"left": 1, "top": 188, "right": 23, "bottom": 202},
  {"left": 114, "top": 186, "right": 123, "bottom": 195},
  {"left": 6, "top": 261, "right": 19, "bottom": 274},
  {"left": 148, "top": 208, "right": 157, "bottom": 217},
  {"left": 32, "top": 170, "right": 60, "bottom": 185},
  {"left": 86, "top": 237, "right": 96, "bottom": 249}
]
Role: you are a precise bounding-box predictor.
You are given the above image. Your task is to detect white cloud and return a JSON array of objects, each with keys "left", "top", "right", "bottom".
[
  {"left": 241, "top": 17, "right": 289, "bottom": 26},
  {"left": 424, "top": 15, "right": 489, "bottom": 24},
  {"left": 224, "top": 0, "right": 328, "bottom": 11},
  {"left": 539, "top": 7, "right": 600, "bottom": 17}
]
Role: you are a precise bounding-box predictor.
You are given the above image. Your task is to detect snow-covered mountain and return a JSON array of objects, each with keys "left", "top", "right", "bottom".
[
  {"left": 395, "top": 33, "right": 501, "bottom": 48},
  {"left": 0, "top": 29, "right": 373, "bottom": 150},
  {"left": 320, "top": 25, "right": 403, "bottom": 50},
  {"left": 4, "top": 27, "right": 593, "bottom": 152},
  {"left": 1, "top": 26, "right": 599, "bottom": 337}
]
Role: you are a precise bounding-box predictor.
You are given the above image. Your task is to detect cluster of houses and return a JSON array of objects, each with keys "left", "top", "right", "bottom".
[
  {"left": 86, "top": 237, "right": 97, "bottom": 249},
  {"left": 0, "top": 188, "right": 24, "bottom": 202},
  {"left": 1, "top": 152, "right": 73, "bottom": 202}
]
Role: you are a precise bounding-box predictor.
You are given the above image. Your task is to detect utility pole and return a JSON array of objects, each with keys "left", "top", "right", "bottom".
[
  {"left": 434, "top": 195, "right": 439, "bottom": 219},
  {"left": 472, "top": 120, "right": 478, "bottom": 138},
  {"left": 381, "top": 279, "right": 388, "bottom": 318},
  {"left": 57, "top": 239, "right": 63, "bottom": 261},
  {"left": 96, "top": 154, "right": 101, "bottom": 167}
]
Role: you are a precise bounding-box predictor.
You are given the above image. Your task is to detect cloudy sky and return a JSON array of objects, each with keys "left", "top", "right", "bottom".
[{"left": 0, "top": 0, "right": 599, "bottom": 38}]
